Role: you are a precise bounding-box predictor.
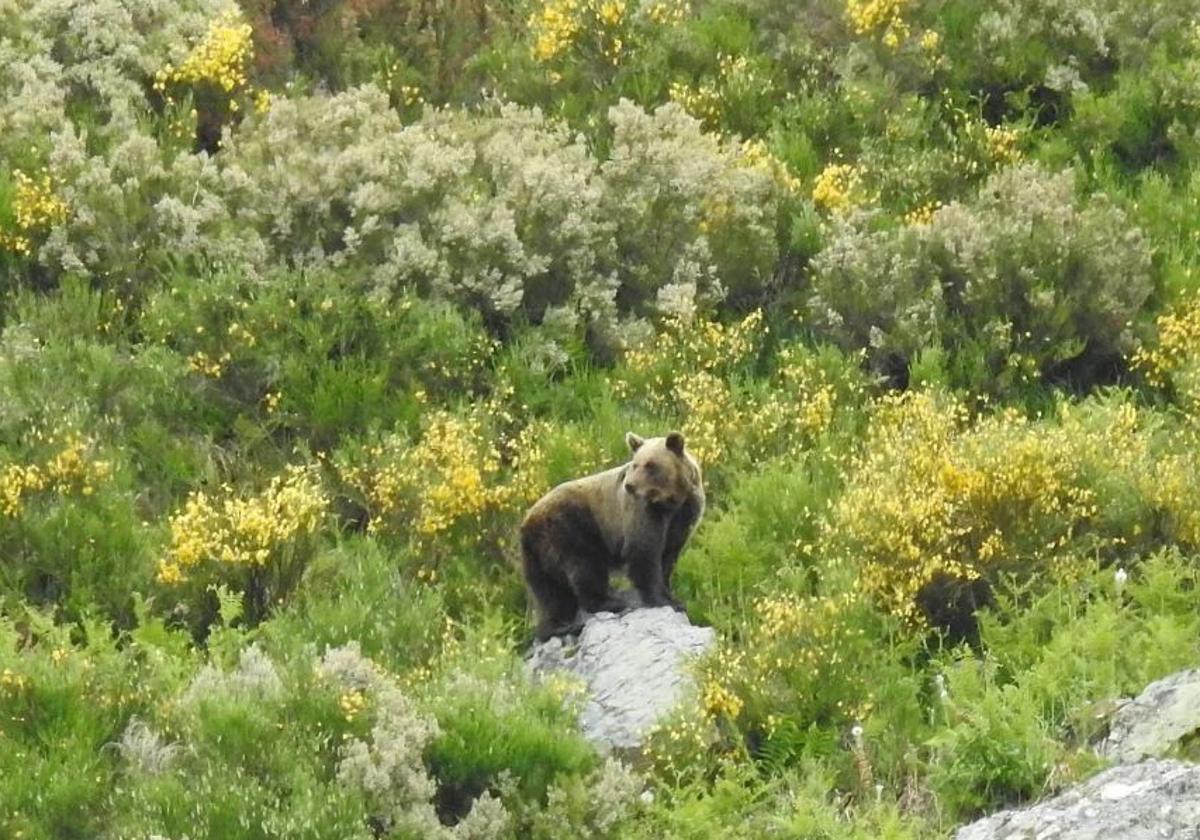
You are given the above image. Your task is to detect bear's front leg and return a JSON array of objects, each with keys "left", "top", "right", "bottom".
[
  {"left": 567, "top": 563, "right": 627, "bottom": 615},
  {"left": 622, "top": 512, "right": 672, "bottom": 608},
  {"left": 660, "top": 495, "right": 702, "bottom": 611},
  {"left": 628, "top": 559, "right": 673, "bottom": 608}
]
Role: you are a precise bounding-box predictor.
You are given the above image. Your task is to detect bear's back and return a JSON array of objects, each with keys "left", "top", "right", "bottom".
[{"left": 522, "top": 465, "right": 627, "bottom": 556}]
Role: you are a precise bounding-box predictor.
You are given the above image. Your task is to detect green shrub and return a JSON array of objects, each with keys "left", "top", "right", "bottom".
[
  {"left": 0, "top": 609, "right": 163, "bottom": 839},
  {"left": 139, "top": 267, "right": 493, "bottom": 450},
  {"left": 240, "top": 0, "right": 508, "bottom": 103},
  {"left": 926, "top": 654, "right": 1063, "bottom": 819},
  {"left": 678, "top": 460, "right": 842, "bottom": 629},
  {"left": 261, "top": 537, "right": 448, "bottom": 677},
  {"left": 426, "top": 669, "right": 598, "bottom": 807}
]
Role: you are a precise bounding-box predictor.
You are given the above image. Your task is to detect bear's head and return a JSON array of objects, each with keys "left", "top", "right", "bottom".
[{"left": 622, "top": 431, "right": 698, "bottom": 510}]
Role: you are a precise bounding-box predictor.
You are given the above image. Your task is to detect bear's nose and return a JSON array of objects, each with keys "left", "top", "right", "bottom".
[{"left": 624, "top": 482, "right": 636, "bottom": 495}]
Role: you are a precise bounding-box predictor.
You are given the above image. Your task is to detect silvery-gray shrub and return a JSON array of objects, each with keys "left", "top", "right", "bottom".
[
  {"left": 6, "top": 2, "right": 788, "bottom": 344},
  {"left": 218, "top": 91, "right": 784, "bottom": 338},
  {"left": 317, "top": 643, "right": 511, "bottom": 838},
  {"left": 809, "top": 164, "right": 1152, "bottom": 391}
]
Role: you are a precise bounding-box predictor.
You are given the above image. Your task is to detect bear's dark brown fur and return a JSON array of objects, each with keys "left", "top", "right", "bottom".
[{"left": 519, "top": 431, "right": 705, "bottom": 640}]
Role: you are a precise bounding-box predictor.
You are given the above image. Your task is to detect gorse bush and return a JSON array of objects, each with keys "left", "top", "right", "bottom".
[
  {"left": 823, "top": 388, "right": 1200, "bottom": 627},
  {"left": 615, "top": 310, "right": 867, "bottom": 473},
  {"left": 810, "top": 164, "right": 1153, "bottom": 393},
  {"left": 156, "top": 464, "right": 327, "bottom": 622},
  {"left": 1134, "top": 292, "right": 1200, "bottom": 413}
]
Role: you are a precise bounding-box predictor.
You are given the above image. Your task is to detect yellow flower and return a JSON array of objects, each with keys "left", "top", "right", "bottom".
[
  {"left": 812, "top": 162, "right": 865, "bottom": 213},
  {"left": 599, "top": 0, "right": 626, "bottom": 26},
  {"left": 738, "top": 139, "right": 801, "bottom": 193},
  {"left": 702, "top": 678, "right": 744, "bottom": 720},
  {"left": 157, "top": 6, "right": 253, "bottom": 94},
  {"left": 904, "top": 200, "right": 940, "bottom": 227},
  {"left": 157, "top": 466, "right": 327, "bottom": 583},
  {"left": 529, "top": 0, "right": 583, "bottom": 62},
  {"left": 1133, "top": 293, "right": 1200, "bottom": 412},
  {"left": 0, "top": 433, "right": 111, "bottom": 517},
  {"left": 186, "top": 351, "right": 228, "bottom": 378},
  {"left": 339, "top": 689, "right": 367, "bottom": 721},
  {"left": 823, "top": 391, "right": 1135, "bottom": 623},
  {"left": 1, "top": 169, "right": 70, "bottom": 255},
  {"left": 984, "top": 124, "right": 1022, "bottom": 164},
  {"left": 668, "top": 81, "right": 721, "bottom": 127},
  {"left": 645, "top": 0, "right": 690, "bottom": 25},
  {"left": 342, "top": 411, "right": 503, "bottom": 541},
  {"left": 846, "top": 0, "right": 912, "bottom": 46}
]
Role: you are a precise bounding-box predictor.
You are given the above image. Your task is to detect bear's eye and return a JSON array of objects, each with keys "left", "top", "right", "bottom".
[{"left": 643, "top": 461, "right": 659, "bottom": 474}]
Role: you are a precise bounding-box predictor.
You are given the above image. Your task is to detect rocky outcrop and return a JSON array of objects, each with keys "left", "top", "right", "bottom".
[
  {"left": 526, "top": 606, "right": 715, "bottom": 753},
  {"left": 954, "top": 759, "right": 1200, "bottom": 840},
  {"left": 955, "top": 666, "right": 1200, "bottom": 839},
  {"left": 1101, "top": 668, "right": 1200, "bottom": 764}
]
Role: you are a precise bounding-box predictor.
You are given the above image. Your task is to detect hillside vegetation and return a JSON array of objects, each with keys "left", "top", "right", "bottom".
[{"left": 3, "top": 0, "right": 1200, "bottom": 836}]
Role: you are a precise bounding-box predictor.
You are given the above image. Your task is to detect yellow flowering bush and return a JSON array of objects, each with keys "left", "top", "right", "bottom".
[
  {"left": 0, "top": 465, "right": 45, "bottom": 518},
  {"left": 643, "top": 590, "right": 884, "bottom": 775},
  {"left": 0, "top": 434, "right": 112, "bottom": 518},
  {"left": 1133, "top": 293, "right": 1200, "bottom": 412},
  {"left": 903, "top": 200, "right": 940, "bottom": 226},
  {"left": 846, "top": 0, "right": 912, "bottom": 47},
  {"left": 185, "top": 350, "right": 230, "bottom": 378},
  {"left": 737, "top": 139, "right": 802, "bottom": 194},
  {"left": 495, "top": 420, "right": 560, "bottom": 511},
  {"left": 616, "top": 312, "right": 861, "bottom": 467},
  {"left": 825, "top": 392, "right": 1094, "bottom": 623},
  {"left": 340, "top": 402, "right": 608, "bottom": 554},
  {"left": 616, "top": 311, "right": 765, "bottom": 464},
  {"left": 528, "top": 0, "right": 689, "bottom": 69},
  {"left": 155, "top": 6, "right": 252, "bottom": 95},
  {"left": 668, "top": 53, "right": 775, "bottom": 133},
  {"left": 493, "top": 420, "right": 607, "bottom": 511},
  {"left": 822, "top": 389, "right": 1200, "bottom": 626},
  {"left": 530, "top": 0, "right": 584, "bottom": 62},
  {"left": 983, "top": 124, "right": 1023, "bottom": 164},
  {"left": 811, "top": 162, "right": 868, "bottom": 213},
  {"left": 667, "top": 80, "right": 721, "bottom": 127},
  {"left": 0, "top": 170, "right": 70, "bottom": 257},
  {"left": 156, "top": 466, "right": 327, "bottom": 614},
  {"left": 340, "top": 411, "right": 505, "bottom": 544},
  {"left": 153, "top": 4, "right": 259, "bottom": 126}
]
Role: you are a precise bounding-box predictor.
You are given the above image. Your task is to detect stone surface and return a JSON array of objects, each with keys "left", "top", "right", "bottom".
[
  {"left": 1101, "top": 668, "right": 1200, "bottom": 764},
  {"left": 953, "top": 759, "right": 1200, "bottom": 840},
  {"left": 526, "top": 606, "right": 716, "bottom": 752}
]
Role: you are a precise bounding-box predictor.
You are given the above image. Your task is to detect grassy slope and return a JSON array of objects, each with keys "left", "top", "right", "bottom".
[{"left": 2, "top": 0, "right": 1200, "bottom": 837}]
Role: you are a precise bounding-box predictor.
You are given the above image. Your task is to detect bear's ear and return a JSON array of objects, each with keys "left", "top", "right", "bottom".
[
  {"left": 625, "top": 432, "right": 645, "bottom": 453},
  {"left": 665, "top": 431, "right": 686, "bottom": 456}
]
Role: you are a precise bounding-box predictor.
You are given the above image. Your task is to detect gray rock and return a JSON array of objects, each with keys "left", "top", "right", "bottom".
[
  {"left": 1102, "top": 669, "right": 1200, "bottom": 764},
  {"left": 526, "top": 606, "right": 716, "bottom": 753},
  {"left": 953, "top": 760, "right": 1200, "bottom": 840}
]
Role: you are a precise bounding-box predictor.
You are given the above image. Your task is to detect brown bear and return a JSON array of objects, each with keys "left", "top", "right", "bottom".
[{"left": 519, "top": 431, "right": 705, "bottom": 640}]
